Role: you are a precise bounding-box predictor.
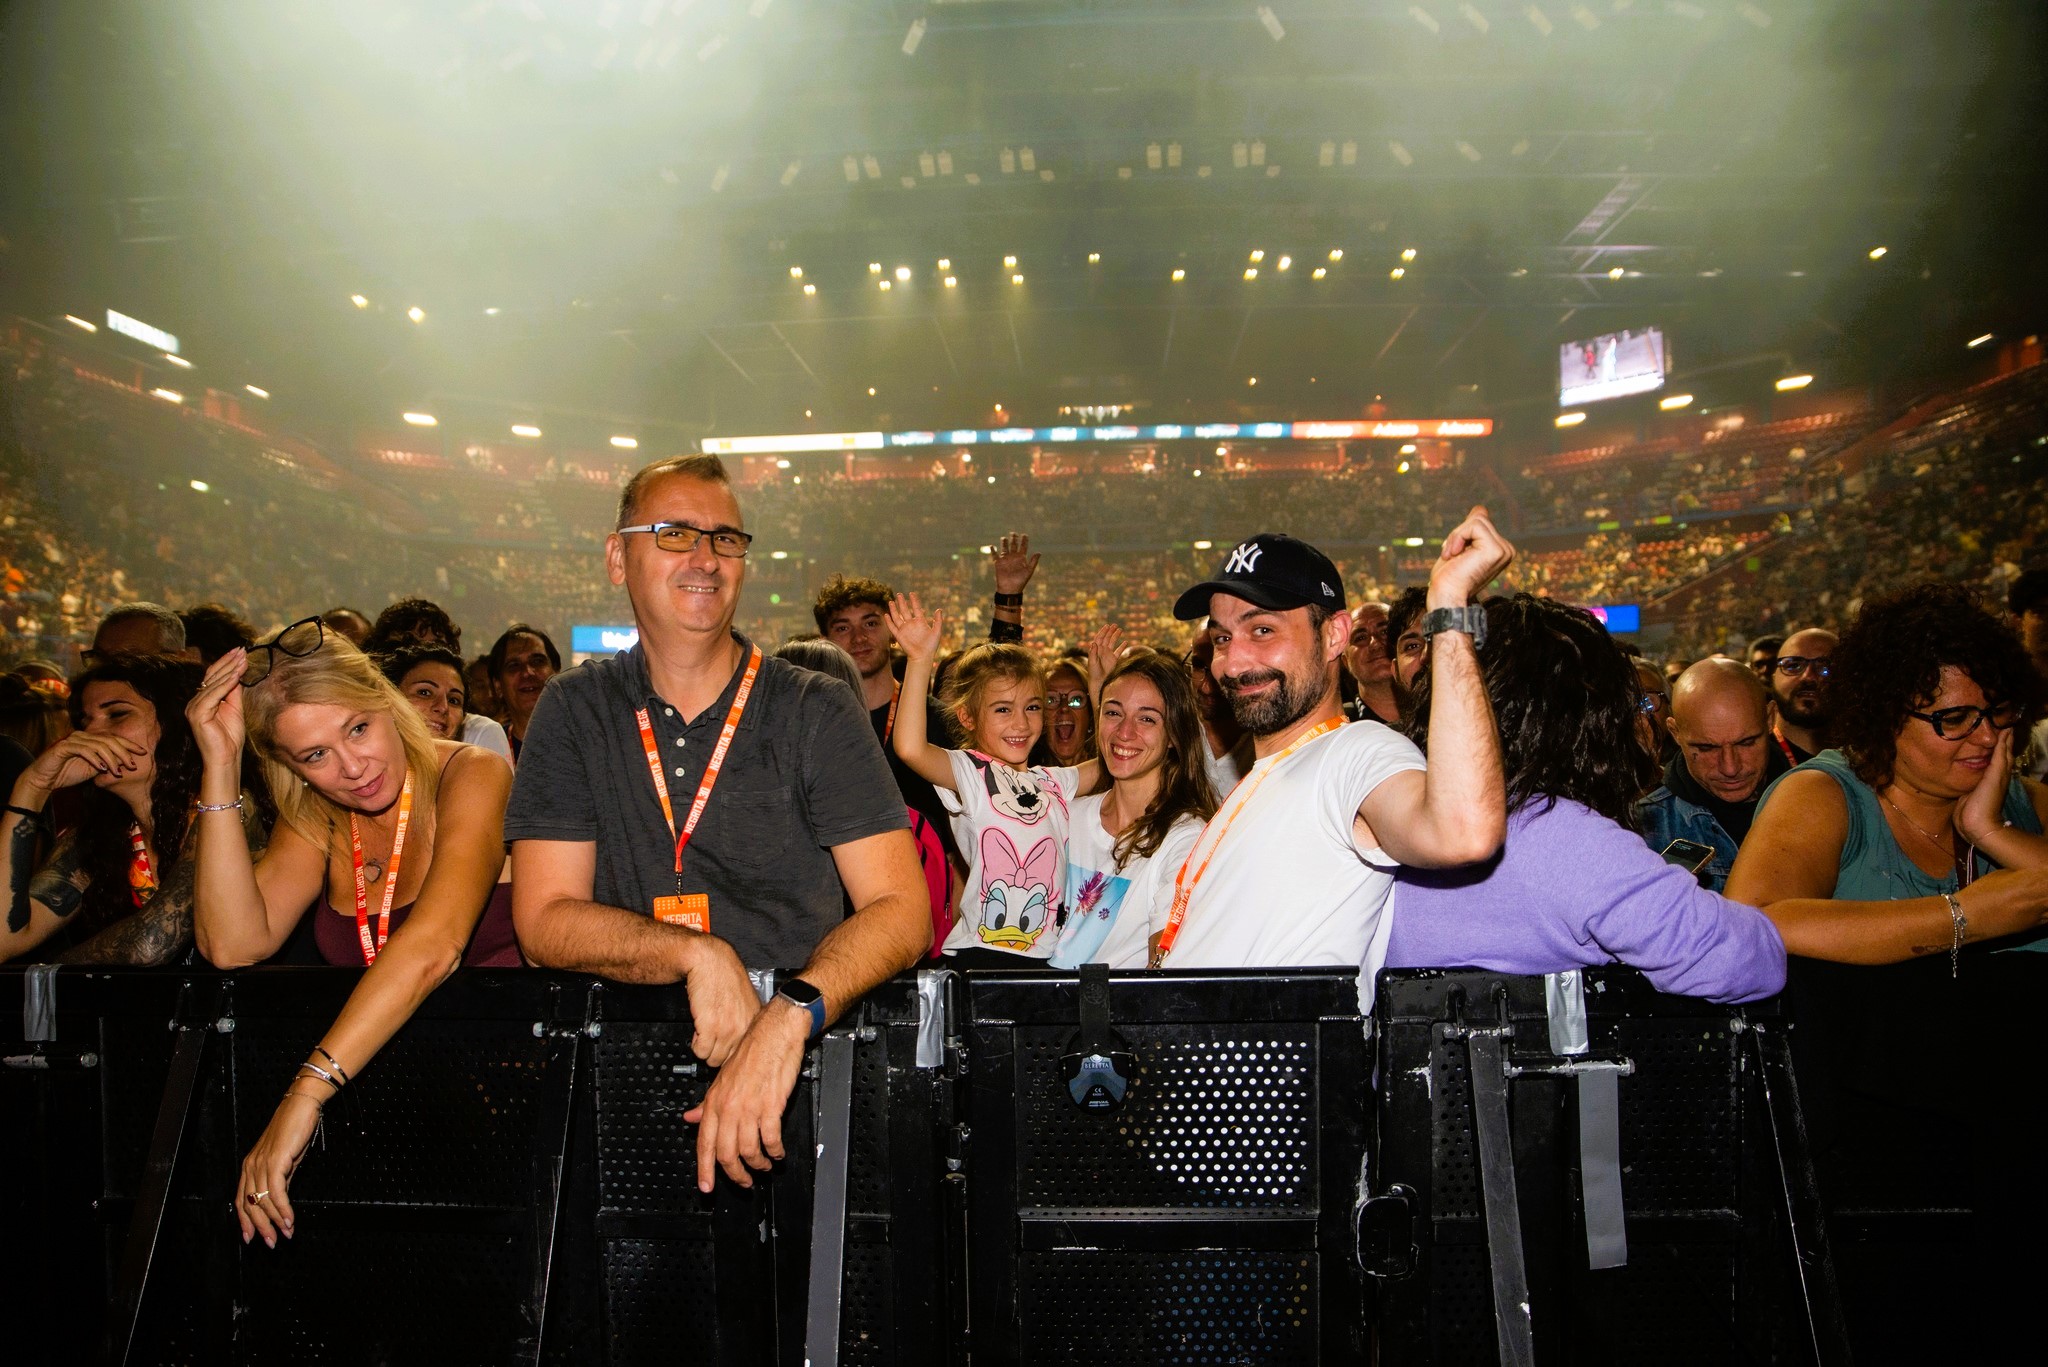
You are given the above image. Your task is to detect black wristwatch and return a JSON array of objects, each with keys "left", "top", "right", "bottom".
[
  {"left": 1421, "top": 604, "right": 1487, "bottom": 649},
  {"left": 992, "top": 591, "right": 1024, "bottom": 608},
  {"left": 775, "top": 976, "right": 828, "bottom": 1041}
]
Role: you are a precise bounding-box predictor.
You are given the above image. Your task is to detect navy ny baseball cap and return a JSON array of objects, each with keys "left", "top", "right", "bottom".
[{"left": 1173, "top": 532, "right": 1347, "bottom": 621}]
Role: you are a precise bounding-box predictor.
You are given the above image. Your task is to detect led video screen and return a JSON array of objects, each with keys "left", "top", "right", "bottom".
[{"left": 1559, "top": 328, "right": 1669, "bottom": 405}]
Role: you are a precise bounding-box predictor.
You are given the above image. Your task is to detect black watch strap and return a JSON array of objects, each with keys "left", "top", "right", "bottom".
[{"left": 1422, "top": 604, "right": 1487, "bottom": 649}]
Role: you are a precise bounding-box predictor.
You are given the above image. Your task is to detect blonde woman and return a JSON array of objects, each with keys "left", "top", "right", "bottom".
[{"left": 186, "top": 618, "right": 516, "bottom": 1249}]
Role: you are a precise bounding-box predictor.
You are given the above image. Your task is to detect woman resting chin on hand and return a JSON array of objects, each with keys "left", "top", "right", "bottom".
[{"left": 187, "top": 619, "right": 518, "bottom": 1249}]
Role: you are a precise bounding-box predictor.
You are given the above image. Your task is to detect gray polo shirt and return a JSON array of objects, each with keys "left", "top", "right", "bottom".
[{"left": 503, "top": 633, "right": 908, "bottom": 971}]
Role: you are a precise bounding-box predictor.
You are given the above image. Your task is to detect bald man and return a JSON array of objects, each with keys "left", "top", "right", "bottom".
[
  {"left": 1343, "top": 602, "right": 1399, "bottom": 725},
  {"left": 1637, "top": 658, "right": 1791, "bottom": 891},
  {"left": 1763, "top": 626, "right": 1836, "bottom": 764}
]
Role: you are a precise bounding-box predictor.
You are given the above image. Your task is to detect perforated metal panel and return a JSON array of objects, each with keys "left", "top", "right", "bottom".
[
  {"left": 1610, "top": 1018, "right": 1740, "bottom": 1216},
  {"left": 1015, "top": 1024, "right": 1318, "bottom": 1211},
  {"left": 839, "top": 1240, "right": 896, "bottom": 1365},
  {"left": 237, "top": 1021, "right": 561, "bottom": 1208},
  {"left": 1429, "top": 1022, "right": 1481, "bottom": 1222},
  {"left": 601, "top": 1236, "right": 721, "bottom": 1367},
  {"left": 100, "top": 1012, "right": 176, "bottom": 1200},
  {"left": 593, "top": 1024, "right": 713, "bottom": 1217},
  {"left": 236, "top": 1225, "right": 531, "bottom": 1364},
  {"left": 1019, "top": 1251, "right": 1317, "bottom": 1364},
  {"left": 1427, "top": 1245, "right": 1498, "bottom": 1366},
  {"left": 845, "top": 1034, "right": 891, "bottom": 1218}
]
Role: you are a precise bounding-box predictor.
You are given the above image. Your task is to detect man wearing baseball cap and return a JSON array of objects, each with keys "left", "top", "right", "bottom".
[{"left": 1151, "top": 509, "right": 1512, "bottom": 1002}]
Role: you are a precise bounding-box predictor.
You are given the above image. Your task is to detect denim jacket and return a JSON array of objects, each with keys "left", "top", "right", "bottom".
[{"left": 1636, "top": 786, "right": 1741, "bottom": 892}]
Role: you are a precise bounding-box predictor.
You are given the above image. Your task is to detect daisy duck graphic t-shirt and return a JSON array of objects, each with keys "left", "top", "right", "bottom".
[{"left": 937, "top": 749, "right": 1081, "bottom": 960}]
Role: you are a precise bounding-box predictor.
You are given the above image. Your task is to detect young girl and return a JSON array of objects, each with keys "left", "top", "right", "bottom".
[
  {"left": 1050, "top": 650, "right": 1219, "bottom": 970},
  {"left": 888, "top": 593, "right": 1099, "bottom": 967}
]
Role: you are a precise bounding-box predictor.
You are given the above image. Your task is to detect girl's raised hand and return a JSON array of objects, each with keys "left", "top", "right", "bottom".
[{"left": 887, "top": 593, "right": 944, "bottom": 663}]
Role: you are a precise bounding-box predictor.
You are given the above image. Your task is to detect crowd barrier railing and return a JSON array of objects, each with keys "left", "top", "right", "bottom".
[{"left": 3, "top": 962, "right": 1891, "bottom": 1366}]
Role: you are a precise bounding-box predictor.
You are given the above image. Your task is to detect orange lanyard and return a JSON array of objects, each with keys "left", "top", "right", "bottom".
[
  {"left": 126, "top": 822, "right": 157, "bottom": 908},
  {"left": 635, "top": 646, "right": 763, "bottom": 896},
  {"left": 1151, "top": 717, "right": 1345, "bottom": 967},
  {"left": 882, "top": 679, "right": 902, "bottom": 744},
  {"left": 348, "top": 771, "right": 415, "bottom": 966}
]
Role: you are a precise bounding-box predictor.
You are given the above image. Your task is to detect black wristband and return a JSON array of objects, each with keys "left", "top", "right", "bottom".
[
  {"left": 5, "top": 804, "right": 44, "bottom": 826},
  {"left": 992, "top": 591, "right": 1024, "bottom": 608}
]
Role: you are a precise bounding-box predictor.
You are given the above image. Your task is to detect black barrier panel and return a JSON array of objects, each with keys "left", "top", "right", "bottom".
[
  {"left": 960, "top": 969, "right": 1371, "bottom": 1366},
  {"left": 1363, "top": 969, "right": 1841, "bottom": 1367}
]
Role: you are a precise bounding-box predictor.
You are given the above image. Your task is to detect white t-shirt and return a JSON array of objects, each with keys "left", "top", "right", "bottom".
[
  {"left": 1050, "top": 795, "right": 1204, "bottom": 971},
  {"left": 459, "top": 713, "right": 515, "bottom": 765},
  {"left": 937, "top": 749, "right": 1082, "bottom": 959},
  {"left": 1159, "top": 720, "right": 1426, "bottom": 981},
  {"left": 1202, "top": 733, "right": 1253, "bottom": 800}
]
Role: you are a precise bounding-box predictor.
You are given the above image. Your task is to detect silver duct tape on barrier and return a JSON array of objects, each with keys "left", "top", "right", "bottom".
[
  {"left": 1544, "top": 969, "right": 1629, "bottom": 1268},
  {"left": 23, "top": 963, "right": 57, "bottom": 1042},
  {"left": 804, "top": 1032, "right": 857, "bottom": 1367},
  {"left": 747, "top": 968, "right": 777, "bottom": 1004},
  {"left": 915, "top": 967, "right": 950, "bottom": 1068}
]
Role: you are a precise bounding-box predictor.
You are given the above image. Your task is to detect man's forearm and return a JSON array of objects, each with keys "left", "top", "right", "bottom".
[
  {"left": 521, "top": 897, "right": 692, "bottom": 984},
  {"left": 1417, "top": 632, "right": 1506, "bottom": 864},
  {"left": 794, "top": 889, "right": 930, "bottom": 1024}
]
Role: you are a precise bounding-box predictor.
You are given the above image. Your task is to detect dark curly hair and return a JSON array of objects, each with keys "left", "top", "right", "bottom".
[
  {"left": 364, "top": 597, "right": 462, "bottom": 654},
  {"left": 1828, "top": 581, "right": 2046, "bottom": 787},
  {"left": 63, "top": 656, "right": 205, "bottom": 940},
  {"left": 1408, "top": 594, "right": 1658, "bottom": 830},
  {"left": 812, "top": 574, "right": 894, "bottom": 632},
  {"left": 179, "top": 602, "right": 258, "bottom": 667}
]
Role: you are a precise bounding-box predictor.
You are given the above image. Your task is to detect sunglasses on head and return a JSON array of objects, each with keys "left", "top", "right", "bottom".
[{"left": 240, "top": 617, "right": 325, "bottom": 687}]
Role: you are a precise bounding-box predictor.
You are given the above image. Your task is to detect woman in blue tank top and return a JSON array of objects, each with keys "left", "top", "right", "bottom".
[{"left": 1730, "top": 582, "right": 2048, "bottom": 961}]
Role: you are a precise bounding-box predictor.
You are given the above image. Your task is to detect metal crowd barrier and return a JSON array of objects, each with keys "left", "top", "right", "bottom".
[{"left": 8, "top": 960, "right": 1962, "bottom": 1366}]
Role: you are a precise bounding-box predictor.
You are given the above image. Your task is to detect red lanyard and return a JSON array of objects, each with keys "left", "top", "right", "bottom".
[
  {"left": 636, "top": 646, "right": 762, "bottom": 895},
  {"left": 1770, "top": 722, "right": 1800, "bottom": 767},
  {"left": 348, "top": 771, "right": 415, "bottom": 966},
  {"left": 126, "top": 822, "right": 157, "bottom": 908},
  {"left": 1151, "top": 717, "right": 1345, "bottom": 967}
]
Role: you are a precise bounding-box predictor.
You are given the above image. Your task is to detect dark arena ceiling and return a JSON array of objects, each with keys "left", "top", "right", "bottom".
[{"left": 2, "top": 0, "right": 2043, "bottom": 447}]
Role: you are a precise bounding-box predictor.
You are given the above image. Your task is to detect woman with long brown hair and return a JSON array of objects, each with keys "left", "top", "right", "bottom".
[
  {"left": 1050, "top": 649, "right": 1218, "bottom": 969},
  {"left": 186, "top": 618, "right": 517, "bottom": 1250}
]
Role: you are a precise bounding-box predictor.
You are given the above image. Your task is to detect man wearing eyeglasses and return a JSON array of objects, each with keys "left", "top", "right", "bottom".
[
  {"left": 1343, "top": 602, "right": 1399, "bottom": 726},
  {"left": 1767, "top": 627, "right": 1837, "bottom": 765},
  {"left": 504, "top": 454, "right": 928, "bottom": 1197}
]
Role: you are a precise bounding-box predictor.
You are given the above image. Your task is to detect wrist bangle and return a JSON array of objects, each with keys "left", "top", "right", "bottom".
[
  {"left": 195, "top": 797, "right": 244, "bottom": 814},
  {"left": 1943, "top": 891, "right": 1967, "bottom": 979},
  {"left": 312, "top": 1045, "right": 351, "bottom": 1086},
  {"left": 992, "top": 591, "right": 1024, "bottom": 608},
  {"left": 296, "top": 1061, "right": 343, "bottom": 1091},
  {"left": 4, "top": 803, "right": 44, "bottom": 825}
]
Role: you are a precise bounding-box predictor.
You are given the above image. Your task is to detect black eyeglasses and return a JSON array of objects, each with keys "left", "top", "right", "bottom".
[
  {"left": 1047, "top": 692, "right": 1089, "bottom": 709},
  {"left": 1906, "top": 701, "right": 2021, "bottom": 741},
  {"left": 1638, "top": 693, "right": 1667, "bottom": 714},
  {"left": 1772, "top": 655, "right": 1831, "bottom": 679},
  {"left": 616, "top": 522, "right": 753, "bottom": 558},
  {"left": 240, "top": 617, "right": 324, "bottom": 687}
]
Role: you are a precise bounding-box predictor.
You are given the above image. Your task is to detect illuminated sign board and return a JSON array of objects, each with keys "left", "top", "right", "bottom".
[
  {"left": 569, "top": 624, "right": 640, "bottom": 664},
  {"left": 1582, "top": 604, "right": 1641, "bottom": 633},
  {"left": 105, "top": 309, "right": 180, "bottom": 354},
  {"left": 700, "top": 431, "right": 884, "bottom": 455},
  {"left": 699, "top": 419, "right": 1493, "bottom": 455}
]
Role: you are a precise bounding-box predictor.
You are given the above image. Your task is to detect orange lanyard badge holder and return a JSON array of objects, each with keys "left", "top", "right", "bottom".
[{"left": 635, "top": 646, "right": 763, "bottom": 934}]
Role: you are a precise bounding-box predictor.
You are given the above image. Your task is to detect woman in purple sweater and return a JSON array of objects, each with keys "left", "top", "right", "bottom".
[{"left": 1383, "top": 595, "right": 1785, "bottom": 1003}]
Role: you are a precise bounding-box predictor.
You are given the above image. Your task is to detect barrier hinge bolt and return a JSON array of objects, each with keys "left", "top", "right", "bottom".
[
  {"left": 214, "top": 1016, "right": 235, "bottom": 1034},
  {"left": 531, "top": 1021, "right": 546, "bottom": 1038}
]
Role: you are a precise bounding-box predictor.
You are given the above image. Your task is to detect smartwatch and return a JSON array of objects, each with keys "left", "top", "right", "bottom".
[
  {"left": 1421, "top": 604, "right": 1488, "bottom": 650},
  {"left": 775, "top": 976, "right": 828, "bottom": 1041}
]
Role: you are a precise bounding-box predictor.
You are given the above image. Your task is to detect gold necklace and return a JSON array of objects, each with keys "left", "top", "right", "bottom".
[{"left": 1878, "top": 788, "right": 1970, "bottom": 885}]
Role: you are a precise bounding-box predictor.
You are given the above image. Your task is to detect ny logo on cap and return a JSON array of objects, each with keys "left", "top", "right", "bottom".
[{"left": 1224, "top": 542, "right": 1263, "bottom": 575}]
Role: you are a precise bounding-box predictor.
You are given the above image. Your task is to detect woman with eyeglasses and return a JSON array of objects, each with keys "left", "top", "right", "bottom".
[
  {"left": 486, "top": 624, "right": 561, "bottom": 760},
  {"left": 1030, "top": 654, "right": 1100, "bottom": 780},
  {"left": 1729, "top": 582, "right": 2048, "bottom": 954},
  {"left": 185, "top": 618, "right": 518, "bottom": 1250}
]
